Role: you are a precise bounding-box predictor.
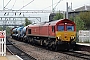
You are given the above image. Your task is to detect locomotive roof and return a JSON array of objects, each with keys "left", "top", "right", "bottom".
[
  {"left": 49, "top": 19, "right": 75, "bottom": 25},
  {"left": 49, "top": 19, "right": 63, "bottom": 25},
  {"left": 28, "top": 19, "right": 75, "bottom": 27}
]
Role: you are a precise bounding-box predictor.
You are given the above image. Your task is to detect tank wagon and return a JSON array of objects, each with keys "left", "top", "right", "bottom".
[
  {"left": 11, "top": 26, "right": 24, "bottom": 39},
  {"left": 11, "top": 27, "right": 18, "bottom": 39},
  {"left": 11, "top": 19, "right": 76, "bottom": 51},
  {"left": 20, "top": 26, "right": 28, "bottom": 42}
]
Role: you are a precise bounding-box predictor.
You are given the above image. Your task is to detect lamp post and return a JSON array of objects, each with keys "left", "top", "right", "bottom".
[
  {"left": 66, "top": 2, "right": 68, "bottom": 19},
  {"left": 3, "top": 0, "right": 4, "bottom": 10},
  {"left": 52, "top": 0, "right": 53, "bottom": 13},
  {"left": 3, "top": 0, "right": 6, "bottom": 30}
]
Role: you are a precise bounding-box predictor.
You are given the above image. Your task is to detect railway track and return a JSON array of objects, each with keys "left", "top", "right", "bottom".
[
  {"left": 26, "top": 40, "right": 90, "bottom": 60},
  {"left": 59, "top": 51, "right": 90, "bottom": 60},
  {"left": 8, "top": 37, "right": 90, "bottom": 60},
  {"left": 75, "top": 44, "right": 90, "bottom": 52},
  {"left": 6, "top": 38, "right": 36, "bottom": 60},
  {"left": 58, "top": 44, "right": 90, "bottom": 60}
]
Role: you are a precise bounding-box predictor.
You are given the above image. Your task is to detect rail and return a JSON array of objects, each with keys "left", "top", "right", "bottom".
[
  {"left": 6, "top": 38, "right": 36, "bottom": 60},
  {"left": 75, "top": 43, "right": 90, "bottom": 52}
]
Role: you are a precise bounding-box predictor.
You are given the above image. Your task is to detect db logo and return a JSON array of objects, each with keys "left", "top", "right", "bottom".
[{"left": 0, "top": 32, "right": 5, "bottom": 38}]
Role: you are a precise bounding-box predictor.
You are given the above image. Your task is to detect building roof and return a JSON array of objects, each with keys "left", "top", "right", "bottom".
[{"left": 75, "top": 5, "right": 90, "bottom": 11}]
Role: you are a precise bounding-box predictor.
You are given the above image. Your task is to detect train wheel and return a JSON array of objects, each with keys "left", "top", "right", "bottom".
[
  {"left": 46, "top": 46, "right": 49, "bottom": 50},
  {"left": 40, "top": 40, "right": 43, "bottom": 45},
  {"left": 45, "top": 43, "right": 49, "bottom": 50},
  {"left": 52, "top": 44, "right": 58, "bottom": 51},
  {"left": 27, "top": 39, "right": 30, "bottom": 43},
  {"left": 55, "top": 46, "right": 58, "bottom": 51},
  {"left": 24, "top": 38, "right": 26, "bottom": 43},
  {"left": 49, "top": 45, "right": 53, "bottom": 51}
]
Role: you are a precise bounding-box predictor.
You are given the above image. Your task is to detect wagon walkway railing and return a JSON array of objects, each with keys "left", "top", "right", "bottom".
[{"left": 0, "top": 31, "right": 6, "bottom": 56}]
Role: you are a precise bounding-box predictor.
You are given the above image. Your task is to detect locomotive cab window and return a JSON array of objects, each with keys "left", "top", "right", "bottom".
[
  {"left": 28, "top": 29, "right": 31, "bottom": 34},
  {"left": 67, "top": 26, "right": 74, "bottom": 31},
  {"left": 58, "top": 26, "right": 64, "bottom": 31},
  {"left": 52, "top": 26, "right": 55, "bottom": 32}
]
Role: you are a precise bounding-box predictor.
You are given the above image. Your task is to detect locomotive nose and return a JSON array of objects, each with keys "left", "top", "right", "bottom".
[
  {"left": 56, "top": 31, "right": 76, "bottom": 42},
  {"left": 63, "top": 32, "right": 76, "bottom": 41},
  {"left": 64, "top": 33, "right": 67, "bottom": 38}
]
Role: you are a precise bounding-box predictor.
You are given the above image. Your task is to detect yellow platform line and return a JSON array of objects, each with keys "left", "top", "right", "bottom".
[{"left": 0, "top": 56, "right": 8, "bottom": 60}]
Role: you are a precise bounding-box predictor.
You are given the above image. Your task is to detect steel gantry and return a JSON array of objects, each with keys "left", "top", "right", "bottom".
[
  {"left": 0, "top": 10, "right": 52, "bottom": 13},
  {"left": 0, "top": 16, "right": 41, "bottom": 26}
]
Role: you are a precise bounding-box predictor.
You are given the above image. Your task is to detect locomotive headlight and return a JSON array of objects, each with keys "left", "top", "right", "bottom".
[
  {"left": 57, "top": 36, "right": 61, "bottom": 40},
  {"left": 73, "top": 36, "right": 74, "bottom": 39},
  {"left": 58, "top": 37, "right": 60, "bottom": 39},
  {"left": 56, "top": 35, "right": 61, "bottom": 40},
  {"left": 71, "top": 36, "right": 75, "bottom": 39}
]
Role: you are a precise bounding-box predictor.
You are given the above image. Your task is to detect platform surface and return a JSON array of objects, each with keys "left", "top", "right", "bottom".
[
  {"left": 0, "top": 55, "right": 22, "bottom": 60},
  {"left": 77, "top": 43, "right": 90, "bottom": 46}
]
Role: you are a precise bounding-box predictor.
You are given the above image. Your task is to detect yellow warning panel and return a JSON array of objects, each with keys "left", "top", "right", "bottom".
[{"left": 0, "top": 56, "right": 8, "bottom": 60}]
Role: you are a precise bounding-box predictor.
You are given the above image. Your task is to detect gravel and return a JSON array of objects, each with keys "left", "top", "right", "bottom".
[{"left": 8, "top": 38, "right": 90, "bottom": 60}]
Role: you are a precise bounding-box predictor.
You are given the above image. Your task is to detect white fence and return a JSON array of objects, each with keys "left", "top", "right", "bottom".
[
  {"left": 79, "top": 30, "right": 90, "bottom": 43},
  {"left": 0, "top": 31, "right": 6, "bottom": 56}
]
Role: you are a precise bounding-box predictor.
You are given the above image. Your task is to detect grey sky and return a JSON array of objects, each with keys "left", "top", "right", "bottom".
[
  {"left": 0, "top": 0, "right": 90, "bottom": 24},
  {"left": 0, "top": 0, "right": 90, "bottom": 11}
]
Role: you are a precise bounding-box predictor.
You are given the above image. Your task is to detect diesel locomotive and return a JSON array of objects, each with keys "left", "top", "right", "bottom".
[{"left": 11, "top": 19, "right": 76, "bottom": 51}]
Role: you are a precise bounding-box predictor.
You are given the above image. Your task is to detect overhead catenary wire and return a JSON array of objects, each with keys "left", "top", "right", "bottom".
[
  {"left": 11, "top": 0, "right": 34, "bottom": 16},
  {"left": 19, "top": 0, "right": 34, "bottom": 10},
  {"left": 42, "top": 0, "right": 63, "bottom": 10},
  {"left": 4, "top": 0, "right": 12, "bottom": 9},
  {"left": 11, "top": 0, "right": 17, "bottom": 9},
  {"left": 53, "top": 0, "right": 62, "bottom": 9}
]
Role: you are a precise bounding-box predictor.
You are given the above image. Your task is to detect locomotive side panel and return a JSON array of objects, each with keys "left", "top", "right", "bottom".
[
  {"left": 48, "top": 25, "right": 56, "bottom": 37},
  {"left": 39, "top": 26, "right": 49, "bottom": 36},
  {"left": 27, "top": 26, "right": 40, "bottom": 35},
  {"left": 31, "top": 26, "right": 40, "bottom": 35}
]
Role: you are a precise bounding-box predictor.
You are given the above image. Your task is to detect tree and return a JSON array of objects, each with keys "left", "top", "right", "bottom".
[
  {"left": 78, "top": 12, "right": 90, "bottom": 29},
  {"left": 25, "top": 18, "right": 32, "bottom": 26},
  {"left": 6, "top": 27, "right": 11, "bottom": 36},
  {"left": 53, "top": 13, "right": 63, "bottom": 20},
  {"left": 0, "top": 26, "right": 11, "bottom": 36},
  {"left": 69, "top": 16, "right": 74, "bottom": 22},
  {"left": 70, "top": 16, "right": 85, "bottom": 31},
  {"left": 74, "top": 16, "right": 85, "bottom": 31},
  {"left": 0, "top": 27, "right": 3, "bottom": 31}
]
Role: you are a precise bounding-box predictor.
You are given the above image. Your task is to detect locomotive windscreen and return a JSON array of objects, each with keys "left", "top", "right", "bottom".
[
  {"left": 66, "top": 26, "right": 74, "bottom": 31},
  {"left": 57, "top": 26, "right": 64, "bottom": 31}
]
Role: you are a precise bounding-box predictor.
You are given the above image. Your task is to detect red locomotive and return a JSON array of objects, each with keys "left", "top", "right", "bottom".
[{"left": 26, "top": 19, "right": 76, "bottom": 51}]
